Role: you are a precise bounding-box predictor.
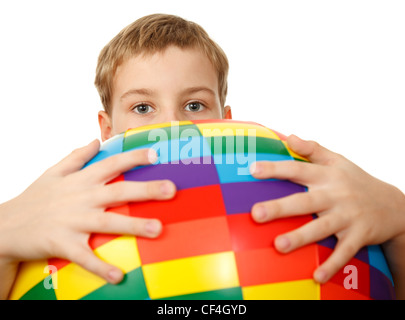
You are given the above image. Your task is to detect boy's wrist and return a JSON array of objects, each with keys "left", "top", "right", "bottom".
[
  {"left": 0, "top": 200, "right": 20, "bottom": 299},
  {"left": 394, "top": 186, "right": 405, "bottom": 236},
  {"left": 0, "top": 198, "right": 22, "bottom": 265},
  {"left": 0, "top": 258, "right": 19, "bottom": 300}
]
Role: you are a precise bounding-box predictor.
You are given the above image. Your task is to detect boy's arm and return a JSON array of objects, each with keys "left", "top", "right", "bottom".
[
  {"left": 0, "top": 140, "right": 176, "bottom": 300},
  {"left": 382, "top": 234, "right": 405, "bottom": 299},
  {"left": 250, "top": 135, "right": 405, "bottom": 298}
]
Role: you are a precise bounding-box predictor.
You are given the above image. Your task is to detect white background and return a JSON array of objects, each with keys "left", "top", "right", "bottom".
[{"left": 0, "top": 0, "right": 404, "bottom": 203}]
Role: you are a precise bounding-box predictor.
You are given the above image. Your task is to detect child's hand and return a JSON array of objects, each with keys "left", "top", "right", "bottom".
[
  {"left": 250, "top": 135, "right": 405, "bottom": 284},
  {"left": 0, "top": 139, "right": 176, "bottom": 294}
]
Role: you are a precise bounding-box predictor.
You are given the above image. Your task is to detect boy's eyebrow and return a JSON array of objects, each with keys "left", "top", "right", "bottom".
[
  {"left": 120, "top": 86, "right": 216, "bottom": 101},
  {"left": 182, "top": 86, "right": 216, "bottom": 96},
  {"left": 120, "top": 88, "right": 154, "bottom": 101}
]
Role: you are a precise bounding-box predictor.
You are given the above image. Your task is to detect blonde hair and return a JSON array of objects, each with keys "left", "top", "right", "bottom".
[{"left": 95, "top": 14, "right": 229, "bottom": 115}]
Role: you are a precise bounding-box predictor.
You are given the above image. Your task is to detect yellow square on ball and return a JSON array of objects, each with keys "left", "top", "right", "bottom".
[
  {"left": 54, "top": 235, "right": 141, "bottom": 300},
  {"left": 9, "top": 259, "right": 50, "bottom": 300},
  {"left": 197, "top": 122, "right": 280, "bottom": 140},
  {"left": 143, "top": 251, "right": 240, "bottom": 299},
  {"left": 242, "top": 279, "right": 320, "bottom": 300}
]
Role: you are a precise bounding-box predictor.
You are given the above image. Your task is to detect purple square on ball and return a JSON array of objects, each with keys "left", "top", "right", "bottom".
[{"left": 125, "top": 156, "right": 220, "bottom": 190}]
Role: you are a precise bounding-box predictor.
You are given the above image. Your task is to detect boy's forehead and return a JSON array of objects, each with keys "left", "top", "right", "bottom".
[{"left": 112, "top": 46, "right": 219, "bottom": 98}]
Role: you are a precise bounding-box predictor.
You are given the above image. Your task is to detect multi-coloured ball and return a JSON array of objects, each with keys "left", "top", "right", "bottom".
[{"left": 10, "top": 120, "right": 395, "bottom": 300}]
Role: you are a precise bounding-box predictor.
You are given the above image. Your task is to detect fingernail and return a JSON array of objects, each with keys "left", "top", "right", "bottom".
[
  {"left": 148, "top": 149, "right": 158, "bottom": 163},
  {"left": 145, "top": 220, "right": 161, "bottom": 234},
  {"left": 289, "top": 134, "right": 304, "bottom": 142},
  {"left": 314, "top": 269, "right": 328, "bottom": 283},
  {"left": 160, "top": 181, "right": 175, "bottom": 196},
  {"left": 250, "top": 163, "right": 261, "bottom": 175},
  {"left": 253, "top": 205, "right": 267, "bottom": 222},
  {"left": 107, "top": 269, "right": 123, "bottom": 283},
  {"left": 275, "top": 236, "right": 290, "bottom": 252}
]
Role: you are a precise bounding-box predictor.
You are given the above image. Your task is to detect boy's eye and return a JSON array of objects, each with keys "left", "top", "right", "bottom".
[
  {"left": 133, "top": 104, "right": 154, "bottom": 114},
  {"left": 185, "top": 102, "right": 205, "bottom": 112}
]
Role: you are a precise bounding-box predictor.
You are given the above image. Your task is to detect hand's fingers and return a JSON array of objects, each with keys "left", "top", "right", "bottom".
[
  {"left": 313, "top": 234, "right": 363, "bottom": 284},
  {"left": 83, "top": 212, "right": 162, "bottom": 238},
  {"left": 252, "top": 190, "right": 330, "bottom": 223},
  {"left": 93, "top": 180, "right": 176, "bottom": 207},
  {"left": 49, "top": 140, "right": 101, "bottom": 176},
  {"left": 273, "top": 212, "right": 345, "bottom": 253},
  {"left": 78, "top": 148, "right": 158, "bottom": 184},
  {"left": 250, "top": 160, "right": 326, "bottom": 186},
  {"left": 68, "top": 245, "right": 124, "bottom": 284},
  {"left": 286, "top": 135, "right": 340, "bottom": 165}
]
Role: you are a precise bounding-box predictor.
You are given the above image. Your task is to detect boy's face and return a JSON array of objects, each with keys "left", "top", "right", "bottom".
[{"left": 98, "top": 46, "right": 231, "bottom": 141}]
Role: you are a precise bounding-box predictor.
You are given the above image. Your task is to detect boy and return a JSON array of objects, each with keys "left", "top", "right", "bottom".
[{"left": 0, "top": 14, "right": 404, "bottom": 299}]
